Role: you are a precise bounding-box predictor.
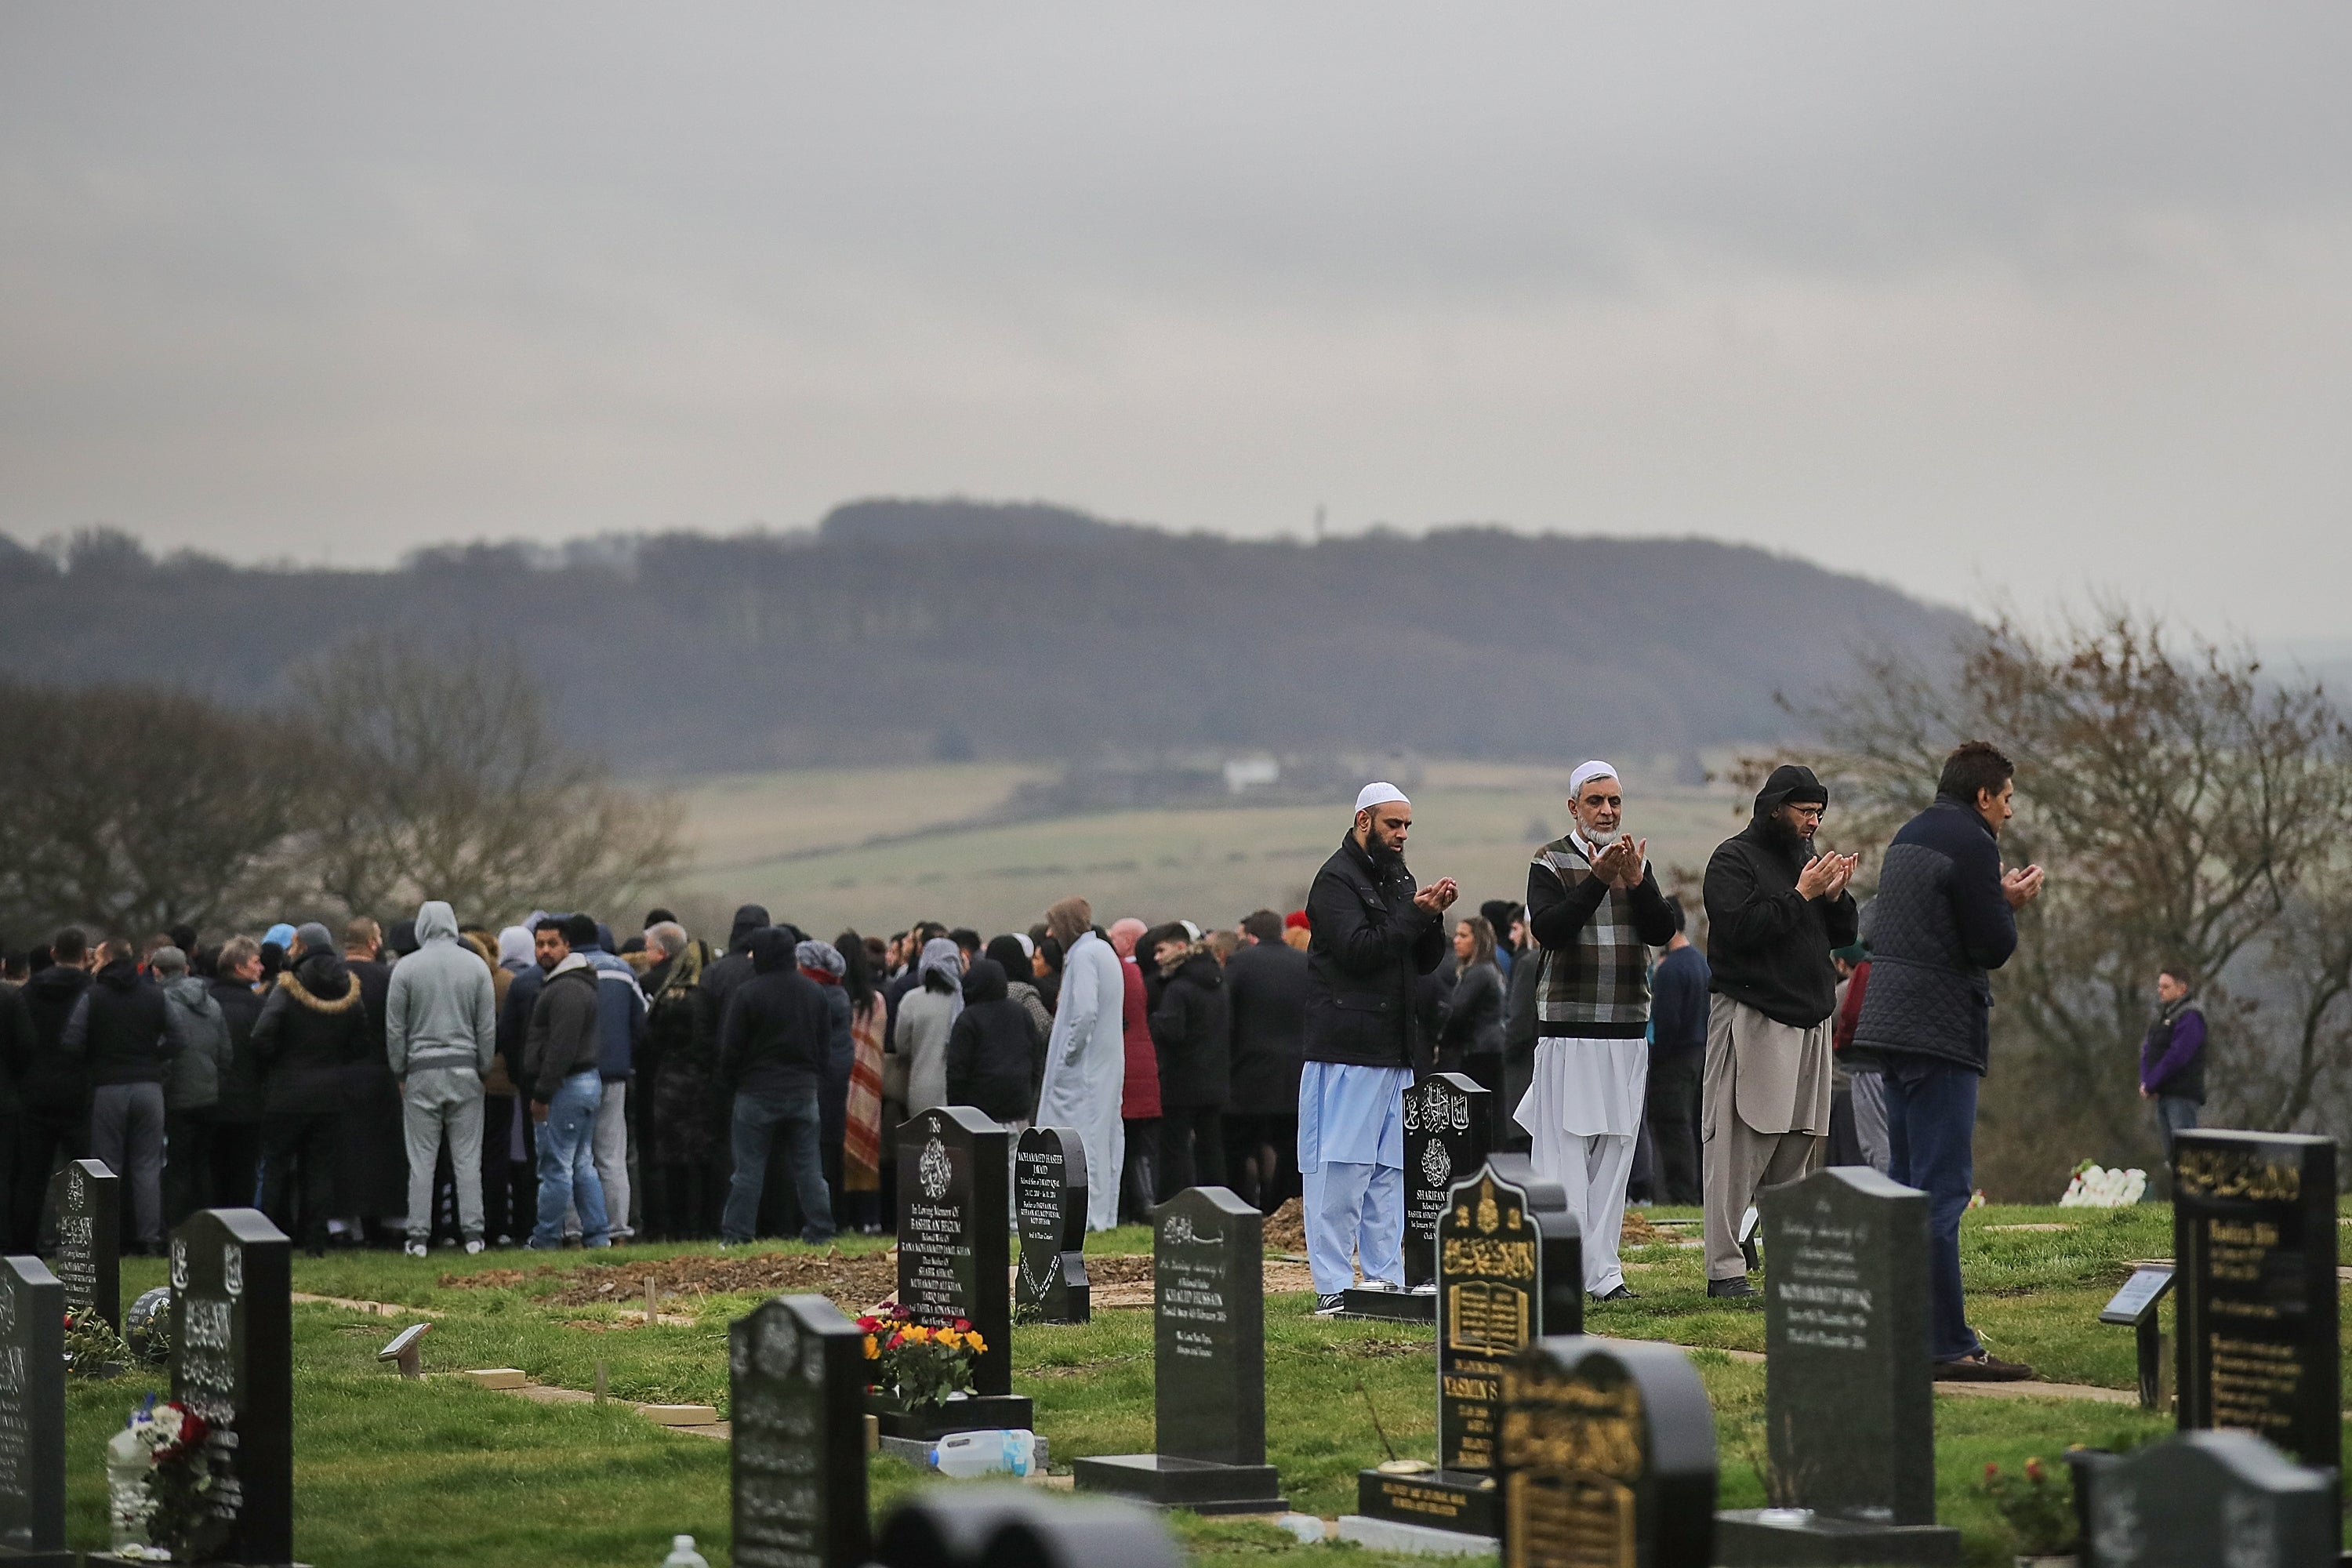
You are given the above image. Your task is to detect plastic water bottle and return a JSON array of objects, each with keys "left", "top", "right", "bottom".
[
  {"left": 930, "top": 1428, "right": 1036, "bottom": 1478},
  {"left": 662, "top": 1534, "right": 710, "bottom": 1568}
]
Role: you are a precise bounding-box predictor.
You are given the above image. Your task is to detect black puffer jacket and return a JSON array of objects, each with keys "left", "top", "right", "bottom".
[
  {"left": 1852, "top": 795, "right": 2020, "bottom": 1076},
  {"left": 1223, "top": 937, "right": 1308, "bottom": 1112},
  {"left": 13, "top": 964, "right": 93, "bottom": 1110},
  {"left": 64, "top": 959, "right": 185, "bottom": 1087},
  {"left": 208, "top": 977, "right": 269, "bottom": 1123},
  {"left": 945, "top": 959, "right": 1040, "bottom": 1123},
  {"left": 252, "top": 951, "right": 370, "bottom": 1116},
  {"left": 1702, "top": 764, "right": 1860, "bottom": 1029},
  {"left": 1303, "top": 833, "right": 1447, "bottom": 1069},
  {"left": 1151, "top": 944, "right": 1232, "bottom": 1109}
]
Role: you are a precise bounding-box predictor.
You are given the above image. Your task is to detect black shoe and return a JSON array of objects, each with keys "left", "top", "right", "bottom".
[
  {"left": 1593, "top": 1284, "right": 1639, "bottom": 1302},
  {"left": 1706, "top": 1276, "right": 1756, "bottom": 1298},
  {"left": 1313, "top": 1294, "right": 1347, "bottom": 1317},
  {"left": 1933, "top": 1351, "right": 2036, "bottom": 1381}
]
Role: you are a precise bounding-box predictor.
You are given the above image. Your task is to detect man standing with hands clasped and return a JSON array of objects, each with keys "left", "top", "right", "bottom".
[
  {"left": 1515, "top": 762, "right": 1677, "bottom": 1302},
  {"left": 1299, "top": 782, "right": 1457, "bottom": 1315},
  {"left": 1700, "top": 764, "right": 1858, "bottom": 1298}
]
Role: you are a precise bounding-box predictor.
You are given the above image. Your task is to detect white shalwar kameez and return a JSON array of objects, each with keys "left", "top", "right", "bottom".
[
  {"left": 1036, "top": 930, "right": 1127, "bottom": 1231},
  {"left": 1297, "top": 1059, "right": 1411, "bottom": 1296},
  {"left": 1515, "top": 1035, "right": 1648, "bottom": 1295}
]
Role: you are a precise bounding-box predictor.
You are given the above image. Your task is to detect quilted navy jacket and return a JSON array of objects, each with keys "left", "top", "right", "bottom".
[{"left": 1849, "top": 795, "right": 2019, "bottom": 1075}]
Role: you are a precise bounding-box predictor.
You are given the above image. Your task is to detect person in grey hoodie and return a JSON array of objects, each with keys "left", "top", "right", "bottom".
[
  {"left": 387, "top": 900, "right": 498, "bottom": 1257},
  {"left": 154, "top": 946, "right": 231, "bottom": 1229}
]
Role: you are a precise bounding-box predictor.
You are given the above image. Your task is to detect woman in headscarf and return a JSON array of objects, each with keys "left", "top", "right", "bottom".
[
  {"left": 891, "top": 936, "right": 966, "bottom": 1116},
  {"left": 839, "top": 931, "right": 886, "bottom": 1234},
  {"left": 1033, "top": 896, "right": 1127, "bottom": 1230}
]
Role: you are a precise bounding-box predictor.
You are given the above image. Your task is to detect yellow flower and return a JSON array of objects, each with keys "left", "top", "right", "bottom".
[
  {"left": 964, "top": 1332, "right": 986, "bottom": 1355},
  {"left": 863, "top": 1334, "right": 878, "bottom": 1359}
]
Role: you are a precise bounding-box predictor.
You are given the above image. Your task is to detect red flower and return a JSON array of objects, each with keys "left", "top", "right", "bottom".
[
  {"left": 1984, "top": 1462, "right": 1999, "bottom": 1480},
  {"left": 953, "top": 1318, "right": 971, "bottom": 1332},
  {"left": 885, "top": 1333, "right": 905, "bottom": 1351},
  {"left": 2024, "top": 1457, "right": 2045, "bottom": 1483}
]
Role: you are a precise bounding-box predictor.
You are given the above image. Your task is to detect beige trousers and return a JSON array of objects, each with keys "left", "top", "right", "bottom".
[{"left": 1701, "top": 996, "right": 1831, "bottom": 1281}]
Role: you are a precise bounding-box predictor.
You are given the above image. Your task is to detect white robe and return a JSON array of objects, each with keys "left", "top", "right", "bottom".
[{"left": 1036, "top": 931, "right": 1127, "bottom": 1231}]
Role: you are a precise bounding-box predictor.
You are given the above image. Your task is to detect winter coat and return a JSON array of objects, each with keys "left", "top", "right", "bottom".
[
  {"left": 1702, "top": 766, "right": 1860, "bottom": 1029},
  {"left": 693, "top": 904, "right": 770, "bottom": 1077},
  {"left": 207, "top": 976, "right": 268, "bottom": 1123},
  {"left": 718, "top": 929, "right": 833, "bottom": 1097},
  {"left": 252, "top": 951, "right": 370, "bottom": 1116},
  {"left": 2140, "top": 998, "right": 2208, "bottom": 1104},
  {"left": 13, "top": 964, "right": 93, "bottom": 1110},
  {"left": 1851, "top": 795, "right": 2020, "bottom": 1076},
  {"left": 1437, "top": 959, "right": 1505, "bottom": 1064},
  {"left": 570, "top": 942, "right": 648, "bottom": 1081},
  {"left": 1149, "top": 945, "right": 1232, "bottom": 1110},
  {"left": 524, "top": 959, "right": 604, "bottom": 1102},
  {"left": 386, "top": 901, "right": 497, "bottom": 1078},
  {"left": 946, "top": 959, "right": 1041, "bottom": 1123},
  {"left": 0, "top": 985, "right": 32, "bottom": 1116},
  {"left": 64, "top": 959, "right": 186, "bottom": 1088},
  {"left": 1223, "top": 937, "right": 1309, "bottom": 1113},
  {"left": 1303, "top": 833, "right": 1448, "bottom": 1069},
  {"left": 1119, "top": 958, "right": 1160, "bottom": 1120},
  {"left": 649, "top": 939, "right": 721, "bottom": 1163},
  {"left": 1005, "top": 978, "right": 1054, "bottom": 1058},
  {"left": 162, "top": 975, "right": 230, "bottom": 1112},
  {"left": 894, "top": 982, "right": 961, "bottom": 1116}
]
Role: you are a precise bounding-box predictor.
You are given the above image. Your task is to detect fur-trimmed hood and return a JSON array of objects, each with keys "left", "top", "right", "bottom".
[{"left": 276, "top": 953, "right": 359, "bottom": 1011}]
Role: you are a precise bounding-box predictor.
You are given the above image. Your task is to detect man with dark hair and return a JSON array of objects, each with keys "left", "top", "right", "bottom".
[
  {"left": 1645, "top": 895, "right": 1708, "bottom": 1207},
  {"left": 1223, "top": 908, "right": 1309, "bottom": 1211},
  {"left": 2140, "top": 964, "right": 2205, "bottom": 1159},
  {"left": 7, "top": 927, "right": 94, "bottom": 1250},
  {"left": 521, "top": 925, "right": 610, "bottom": 1250},
  {"left": 716, "top": 928, "right": 838, "bottom": 1245},
  {"left": 560, "top": 912, "right": 647, "bottom": 1240},
  {"left": 1479, "top": 899, "right": 1520, "bottom": 978},
  {"left": 66, "top": 937, "right": 190, "bottom": 1253},
  {"left": 337, "top": 916, "right": 405, "bottom": 1242},
  {"left": 1853, "top": 739, "right": 2045, "bottom": 1380}
]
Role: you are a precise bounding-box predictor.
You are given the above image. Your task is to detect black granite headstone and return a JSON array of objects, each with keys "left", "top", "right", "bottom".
[
  {"left": 0, "top": 1257, "right": 71, "bottom": 1567},
  {"left": 730, "top": 1294, "right": 869, "bottom": 1568},
  {"left": 2087, "top": 1430, "right": 2336, "bottom": 1568},
  {"left": 890, "top": 1105, "right": 1029, "bottom": 1439},
  {"left": 1347, "top": 1156, "right": 1582, "bottom": 1544},
  {"left": 1340, "top": 1073, "right": 1491, "bottom": 1321},
  {"left": 1014, "top": 1127, "right": 1090, "bottom": 1326},
  {"left": 1499, "top": 1336, "right": 1715, "bottom": 1568},
  {"left": 48, "top": 1159, "right": 119, "bottom": 1334},
  {"left": 169, "top": 1208, "right": 292, "bottom": 1567},
  {"left": 873, "top": 1490, "right": 1184, "bottom": 1568},
  {"left": 2172, "top": 1131, "right": 2339, "bottom": 1480},
  {"left": 1715, "top": 1167, "right": 1959, "bottom": 1566},
  {"left": 1072, "top": 1186, "right": 1287, "bottom": 1515}
]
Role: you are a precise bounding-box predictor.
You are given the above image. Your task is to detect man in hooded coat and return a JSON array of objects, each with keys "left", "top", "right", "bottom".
[
  {"left": 1700, "top": 764, "right": 1859, "bottom": 1297},
  {"left": 387, "top": 900, "right": 499, "bottom": 1256},
  {"left": 1035, "top": 896, "right": 1126, "bottom": 1231}
]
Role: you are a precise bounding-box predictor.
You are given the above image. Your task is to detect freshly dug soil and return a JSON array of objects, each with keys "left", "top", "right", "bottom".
[
  {"left": 1620, "top": 1210, "right": 1668, "bottom": 1247},
  {"left": 1262, "top": 1198, "right": 1307, "bottom": 1254},
  {"left": 441, "top": 1247, "right": 902, "bottom": 1311}
]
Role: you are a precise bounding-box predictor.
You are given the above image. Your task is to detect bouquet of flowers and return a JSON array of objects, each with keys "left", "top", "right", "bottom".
[
  {"left": 857, "top": 1303, "right": 986, "bottom": 1411},
  {"left": 64, "top": 1308, "right": 132, "bottom": 1379},
  {"left": 107, "top": 1395, "right": 236, "bottom": 1562},
  {"left": 2059, "top": 1161, "right": 2147, "bottom": 1207},
  {"left": 1981, "top": 1456, "right": 2076, "bottom": 1559}
]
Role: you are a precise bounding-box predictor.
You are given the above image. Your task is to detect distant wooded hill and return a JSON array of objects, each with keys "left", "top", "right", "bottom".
[{"left": 0, "top": 500, "right": 1973, "bottom": 773}]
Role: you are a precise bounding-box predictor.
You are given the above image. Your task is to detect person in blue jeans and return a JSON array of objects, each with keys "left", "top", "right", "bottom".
[
  {"left": 1850, "top": 741, "right": 2045, "bottom": 1380},
  {"left": 717, "top": 927, "right": 836, "bottom": 1246},
  {"left": 522, "top": 950, "right": 612, "bottom": 1248}
]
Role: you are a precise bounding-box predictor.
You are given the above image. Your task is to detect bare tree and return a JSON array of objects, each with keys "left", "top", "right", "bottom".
[
  {"left": 289, "top": 634, "right": 682, "bottom": 927},
  {"left": 1788, "top": 611, "right": 2352, "bottom": 1193}
]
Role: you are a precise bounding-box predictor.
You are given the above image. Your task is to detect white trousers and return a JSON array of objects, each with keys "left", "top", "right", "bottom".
[
  {"left": 1302, "top": 1160, "right": 1403, "bottom": 1298},
  {"left": 1530, "top": 1129, "right": 1637, "bottom": 1296}
]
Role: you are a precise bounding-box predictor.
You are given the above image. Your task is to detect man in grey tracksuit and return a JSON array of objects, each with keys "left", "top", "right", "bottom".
[{"left": 387, "top": 900, "right": 497, "bottom": 1255}]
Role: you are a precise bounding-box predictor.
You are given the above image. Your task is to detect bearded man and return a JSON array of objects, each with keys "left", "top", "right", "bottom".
[{"left": 1515, "top": 761, "right": 1677, "bottom": 1301}]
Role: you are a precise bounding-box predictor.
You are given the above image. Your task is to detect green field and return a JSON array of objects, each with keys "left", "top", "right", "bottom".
[{"left": 653, "top": 757, "right": 1759, "bottom": 938}]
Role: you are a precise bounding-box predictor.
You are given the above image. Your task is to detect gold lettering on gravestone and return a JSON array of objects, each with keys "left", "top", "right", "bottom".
[
  {"left": 1501, "top": 1373, "right": 1642, "bottom": 1568},
  {"left": 2208, "top": 1334, "right": 2301, "bottom": 1438},
  {"left": 1450, "top": 1279, "right": 1531, "bottom": 1356},
  {"left": 2203, "top": 1219, "right": 2284, "bottom": 1284},
  {"left": 1508, "top": 1472, "right": 1635, "bottom": 1568},
  {"left": 2175, "top": 1149, "right": 2299, "bottom": 1202}
]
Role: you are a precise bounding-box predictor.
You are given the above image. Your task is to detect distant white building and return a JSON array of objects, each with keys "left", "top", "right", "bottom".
[{"left": 1222, "top": 756, "right": 1280, "bottom": 795}]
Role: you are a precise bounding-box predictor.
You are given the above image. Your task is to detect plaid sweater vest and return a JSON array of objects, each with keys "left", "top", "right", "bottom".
[{"left": 1533, "top": 834, "right": 1653, "bottom": 1039}]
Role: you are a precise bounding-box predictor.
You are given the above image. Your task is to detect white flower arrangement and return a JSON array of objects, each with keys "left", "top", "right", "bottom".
[{"left": 2058, "top": 1160, "right": 2147, "bottom": 1207}]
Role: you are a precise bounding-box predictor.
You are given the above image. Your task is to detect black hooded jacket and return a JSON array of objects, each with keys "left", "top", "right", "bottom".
[
  {"left": 1303, "top": 832, "right": 1447, "bottom": 1069},
  {"left": 944, "top": 958, "right": 1040, "bottom": 1123},
  {"left": 252, "top": 949, "right": 371, "bottom": 1115},
  {"left": 64, "top": 958, "right": 186, "bottom": 1087},
  {"left": 1703, "top": 764, "right": 1860, "bottom": 1029},
  {"left": 717, "top": 926, "right": 832, "bottom": 1095},
  {"left": 696, "top": 903, "right": 773, "bottom": 1065},
  {"left": 13, "top": 964, "right": 94, "bottom": 1110},
  {"left": 1151, "top": 943, "right": 1232, "bottom": 1109}
]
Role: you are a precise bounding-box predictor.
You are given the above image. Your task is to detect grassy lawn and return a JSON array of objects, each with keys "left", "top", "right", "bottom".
[{"left": 58, "top": 1202, "right": 2324, "bottom": 1566}]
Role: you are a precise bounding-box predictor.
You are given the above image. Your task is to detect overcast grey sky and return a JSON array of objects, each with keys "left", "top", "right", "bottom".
[{"left": 5, "top": 5, "right": 2349, "bottom": 636}]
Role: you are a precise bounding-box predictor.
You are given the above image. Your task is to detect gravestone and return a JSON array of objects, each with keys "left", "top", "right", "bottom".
[
  {"left": 1073, "top": 1186, "right": 1288, "bottom": 1515},
  {"left": 1716, "top": 1167, "right": 1961, "bottom": 1566},
  {"left": 0, "top": 1257, "right": 71, "bottom": 1568},
  {"left": 2172, "top": 1131, "right": 2339, "bottom": 1480},
  {"left": 1499, "top": 1336, "right": 1716, "bottom": 1568},
  {"left": 1340, "top": 1073, "right": 1490, "bottom": 1322},
  {"left": 730, "top": 1294, "right": 869, "bottom": 1568},
  {"left": 890, "top": 1105, "right": 1029, "bottom": 1439},
  {"left": 48, "top": 1159, "right": 120, "bottom": 1334},
  {"left": 873, "top": 1490, "right": 1183, "bottom": 1568},
  {"left": 1341, "top": 1155, "right": 1582, "bottom": 1552},
  {"left": 1014, "top": 1126, "right": 1090, "bottom": 1325},
  {"left": 2086, "top": 1430, "right": 2336, "bottom": 1568},
  {"left": 169, "top": 1208, "right": 293, "bottom": 1567}
]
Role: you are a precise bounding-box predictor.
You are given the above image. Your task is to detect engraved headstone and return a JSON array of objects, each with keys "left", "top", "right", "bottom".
[
  {"left": 1716, "top": 1167, "right": 1960, "bottom": 1566},
  {"left": 2172, "top": 1131, "right": 2339, "bottom": 1482},
  {"left": 0, "top": 1257, "right": 71, "bottom": 1567},
  {"left": 1498, "top": 1337, "right": 1715, "bottom": 1568},
  {"left": 1340, "top": 1073, "right": 1490, "bottom": 1321},
  {"left": 169, "top": 1208, "right": 292, "bottom": 1567},
  {"left": 1073, "top": 1186, "right": 1288, "bottom": 1515},
  {"left": 2087, "top": 1430, "right": 2335, "bottom": 1568},
  {"left": 1014, "top": 1126, "right": 1090, "bottom": 1325},
  {"left": 730, "top": 1294, "right": 869, "bottom": 1568},
  {"left": 873, "top": 1490, "right": 1182, "bottom": 1568},
  {"left": 48, "top": 1159, "right": 119, "bottom": 1334},
  {"left": 1341, "top": 1155, "right": 1582, "bottom": 1549},
  {"left": 889, "top": 1105, "right": 1029, "bottom": 1439}
]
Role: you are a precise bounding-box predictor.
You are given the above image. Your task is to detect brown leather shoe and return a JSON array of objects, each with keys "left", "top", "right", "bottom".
[{"left": 1933, "top": 1351, "right": 2036, "bottom": 1381}]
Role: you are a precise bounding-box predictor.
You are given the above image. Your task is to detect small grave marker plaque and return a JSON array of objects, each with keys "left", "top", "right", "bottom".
[
  {"left": 1015, "top": 1126, "right": 1090, "bottom": 1325},
  {"left": 2100, "top": 1266, "right": 2176, "bottom": 1411},
  {"left": 48, "top": 1159, "right": 119, "bottom": 1334},
  {"left": 731, "top": 1294, "right": 869, "bottom": 1568},
  {"left": 0, "top": 1256, "right": 71, "bottom": 1567}
]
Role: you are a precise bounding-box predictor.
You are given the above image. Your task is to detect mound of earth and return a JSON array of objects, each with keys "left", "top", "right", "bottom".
[{"left": 440, "top": 1247, "right": 901, "bottom": 1310}]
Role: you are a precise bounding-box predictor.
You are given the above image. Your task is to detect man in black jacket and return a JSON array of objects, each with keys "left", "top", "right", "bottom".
[
  {"left": 206, "top": 936, "right": 269, "bottom": 1217},
  {"left": 64, "top": 938, "right": 188, "bottom": 1253},
  {"left": 7, "top": 927, "right": 93, "bottom": 1252},
  {"left": 1148, "top": 925, "right": 1230, "bottom": 1196},
  {"left": 717, "top": 927, "right": 837, "bottom": 1246},
  {"left": 1222, "top": 909, "right": 1308, "bottom": 1212},
  {"left": 1299, "top": 782, "right": 1457, "bottom": 1314},
  {"left": 1699, "top": 764, "right": 1857, "bottom": 1298},
  {"left": 1852, "top": 740, "right": 2045, "bottom": 1380}
]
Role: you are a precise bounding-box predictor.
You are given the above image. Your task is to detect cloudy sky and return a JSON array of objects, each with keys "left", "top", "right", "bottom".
[{"left": 5, "top": 5, "right": 2349, "bottom": 638}]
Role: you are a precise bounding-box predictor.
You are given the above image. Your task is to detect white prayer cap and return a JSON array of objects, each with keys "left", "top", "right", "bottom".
[
  {"left": 1567, "top": 760, "right": 1621, "bottom": 795},
  {"left": 1355, "top": 781, "right": 1412, "bottom": 814}
]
